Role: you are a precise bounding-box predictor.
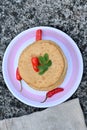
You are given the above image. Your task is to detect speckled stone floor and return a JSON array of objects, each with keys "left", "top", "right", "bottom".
[{"left": 0, "top": 0, "right": 87, "bottom": 125}]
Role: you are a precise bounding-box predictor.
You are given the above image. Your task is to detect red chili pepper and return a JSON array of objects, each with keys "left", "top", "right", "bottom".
[
  {"left": 36, "top": 29, "right": 42, "bottom": 41},
  {"left": 33, "top": 64, "right": 39, "bottom": 72},
  {"left": 16, "top": 67, "right": 22, "bottom": 92},
  {"left": 16, "top": 67, "right": 22, "bottom": 80},
  {"left": 31, "top": 57, "right": 39, "bottom": 66},
  {"left": 31, "top": 57, "right": 39, "bottom": 72},
  {"left": 41, "top": 87, "right": 64, "bottom": 103}
]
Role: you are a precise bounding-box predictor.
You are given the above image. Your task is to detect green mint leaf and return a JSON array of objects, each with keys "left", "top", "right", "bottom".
[
  {"left": 38, "top": 64, "right": 48, "bottom": 71},
  {"left": 38, "top": 65, "right": 44, "bottom": 71},
  {"left": 46, "top": 60, "right": 52, "bottom": 67},
  {"left": 39, "top": 71, "right": 45, "bottom": 75},
  {"left": 39, "top": 70, "right": 46, "bottom": 75},
  {"left": 38, "top": 56, "right": 45, "bottom": 64},
  {"left": 44, "top": 53, "right": 49, "bottom": 62},
  {"left": 38, "top": 53, "right": 52, "bottom": 75},
  {"left": 39, "top": 66, "right": 48, "bottom": 75}
]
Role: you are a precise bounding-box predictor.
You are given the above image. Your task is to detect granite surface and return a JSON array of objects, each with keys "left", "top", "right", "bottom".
[{"left": 0, "top": 0, "right": 87, "bottom": 125}]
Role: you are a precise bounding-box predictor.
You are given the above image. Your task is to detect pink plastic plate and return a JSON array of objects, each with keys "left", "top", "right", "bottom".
[{"left": 2, "top": 26, "right": 83, "bottom": 107}]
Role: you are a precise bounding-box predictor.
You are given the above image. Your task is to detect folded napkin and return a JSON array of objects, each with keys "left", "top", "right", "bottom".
[{"left": 0, "top": 98, "right": 86, "bottom": 130}]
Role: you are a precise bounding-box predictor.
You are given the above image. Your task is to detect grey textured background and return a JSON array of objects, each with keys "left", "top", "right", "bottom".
[{"left": 0, "top": 0, "right": 87, "bottom": 125}]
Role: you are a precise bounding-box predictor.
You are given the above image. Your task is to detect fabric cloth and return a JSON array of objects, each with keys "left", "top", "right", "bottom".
[{"left": 0, "top": 98, "right": 86, "bottom": 130}]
